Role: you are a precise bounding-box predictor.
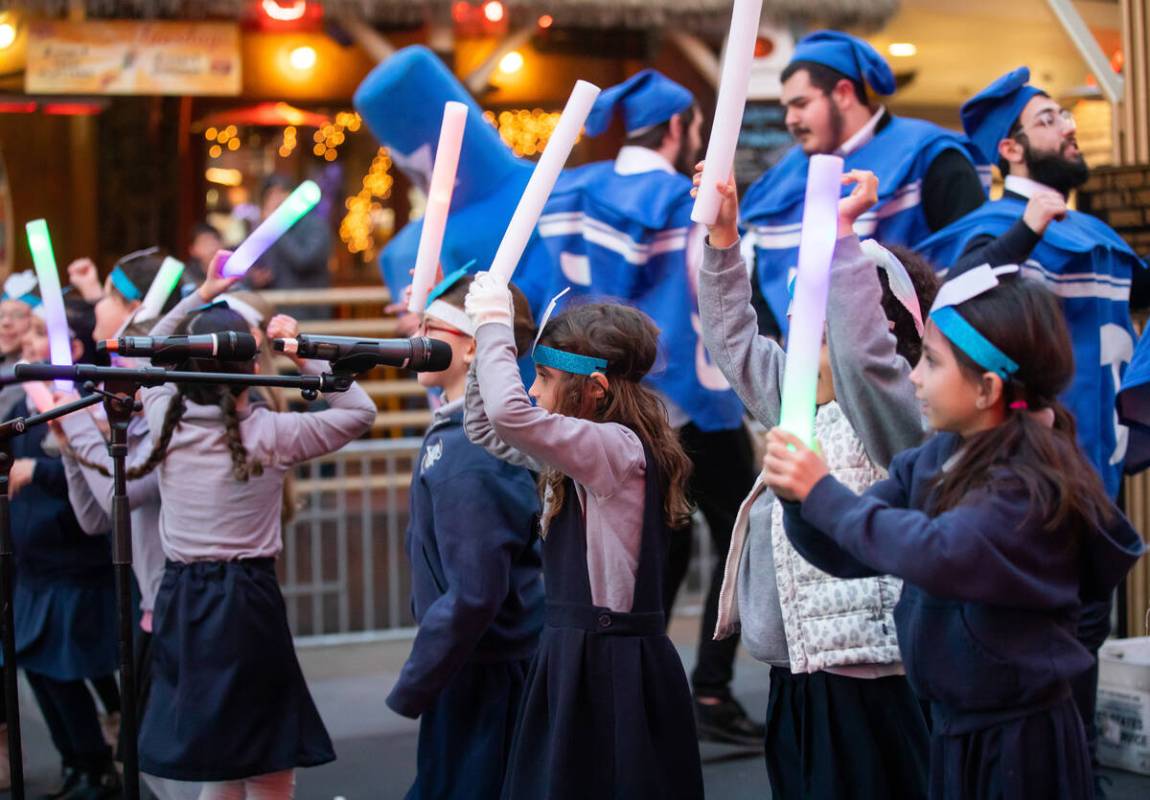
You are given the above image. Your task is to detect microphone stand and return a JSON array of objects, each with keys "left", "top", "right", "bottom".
[{"left": 2, "top": 362, "right": 360, "bottom": 800}]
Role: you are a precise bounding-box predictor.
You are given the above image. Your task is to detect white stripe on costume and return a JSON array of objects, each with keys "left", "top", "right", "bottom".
[
  {"left": 537, "top": 212, "right": 688, "bottom": 265},
  {"left": 750, "top": 181, "right": 925, "bottom": 249}
]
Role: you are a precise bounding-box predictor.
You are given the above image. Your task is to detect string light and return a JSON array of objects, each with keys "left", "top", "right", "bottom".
[
  {"left": 484, "top": 108, "right": 570, "bottom": 158},
  {"left": 312, "top": 112, "right": 361, "bottom": 161},
  {"left": 340, "top": 147, "right": 395, "bottom": 258},
  {"left": 483, "top": 1, "right": 505, "bottom": 23},
  {"left": 278, "top": 125, "right": 298, "bottom": 158}
]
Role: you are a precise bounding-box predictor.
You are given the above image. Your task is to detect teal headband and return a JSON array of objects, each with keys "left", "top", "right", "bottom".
[
  {"left": 534, "top": 345, "right": 608, "bottom": 376},
  {"left": 425, "top": 259, "right": 479, "bottom": 306},
  {"left": 930, "top": 306, "right": 1019, "bottom": 380},
  {"left": 110, "top": 265, "right": 142, "bottom": 301},
  {"left": 1, "top": 291, "right": 41, "bottom": 308}
]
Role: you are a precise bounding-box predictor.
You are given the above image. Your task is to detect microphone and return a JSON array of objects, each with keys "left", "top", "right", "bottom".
[
  {"left": 98, "top": 333, "right": 258, "bottom": 365},
  {"left": 273, "top": 335, "right": 452, "bottom": 373}
]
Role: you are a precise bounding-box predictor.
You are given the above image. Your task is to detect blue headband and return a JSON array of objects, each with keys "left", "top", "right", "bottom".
[
  {"left": 1, "top": 291, "right": 41, "bottom": 308},
  {"left": 930, "top": 306, "right": 1019, "bottom": 379},
  {"left": 110, "top": 265, "right": 142, "bottom": 301},
  {"left": 534, "top": 345, "right": 608, "bottom": 376},
  {"left": 424, "top": 259, "right": 479, "bottom": 306}
]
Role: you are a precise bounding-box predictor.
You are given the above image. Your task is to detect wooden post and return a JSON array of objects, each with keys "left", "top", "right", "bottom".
[{"left": 1117, "top": 0, "right": 1150, "bottom": 164}]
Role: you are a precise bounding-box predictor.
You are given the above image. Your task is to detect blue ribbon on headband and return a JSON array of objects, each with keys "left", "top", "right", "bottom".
[
  {"left": 930, "top": 306, "right": 1018, "bottom": 379},
  {"left": 425, "top": 259, "right": 479, "bottom": 306},
  {"left": 534, "top": 345, "right": 608, "bottom": 376},
  {"left": 1, "top": 291, "right": 41, "bottom": 308},
  {"left": 110, "top": 265, "right": 142, "bottom": 301}
]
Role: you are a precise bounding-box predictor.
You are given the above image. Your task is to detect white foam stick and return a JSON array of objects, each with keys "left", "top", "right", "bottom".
[
  {"left": 23, "top": 379, "right": 55, "bottom": 414},
  {"left": 408, "top": 101, "right": 469, "bottom": 313},
  {"left": 690, "top": 0, "right": 764, "bottom": 225},
  {"left": 135, "top": 257, "right": 186, "bottom": 323},
  {"left": 488, "top": 80, "right": 601, "bottom": 284}
]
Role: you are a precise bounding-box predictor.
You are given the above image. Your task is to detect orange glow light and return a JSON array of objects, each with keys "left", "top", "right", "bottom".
[
  {"left": 538, "top": 15, "right": 553, "bottom": 29},
  {"left": 483, "top": 1, "right": 505, "bottom": 23}
]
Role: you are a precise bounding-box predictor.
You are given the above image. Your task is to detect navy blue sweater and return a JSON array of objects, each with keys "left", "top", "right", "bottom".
[
  {"left": 10, "top": 398, "right": 113, "bottom": 584},
  {"left": 387, "top": 404, "right": 544, "bottom": 719},
  {"left": 783, "top": 432, "right": 1145, "bottom": 734}
]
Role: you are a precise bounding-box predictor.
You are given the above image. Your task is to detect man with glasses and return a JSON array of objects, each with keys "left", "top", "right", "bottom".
[{"left": 917, "top": 69, "right": 1145, "bottom": 796}]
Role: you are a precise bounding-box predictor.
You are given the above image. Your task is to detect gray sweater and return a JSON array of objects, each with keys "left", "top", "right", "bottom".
[
  {"left": 140, "top": 292, "right": 376, "bottom": 562},
  {"left": 467, "top": 323, "right": 648, "bottom": 613},
  {"left": 699, "top": 234, "right": 924, "bottom": 666}
]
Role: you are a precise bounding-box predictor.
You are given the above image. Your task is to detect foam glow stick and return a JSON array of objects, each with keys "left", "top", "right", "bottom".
[
  {"left": 22, "top": 378, "right": 55, "bottom": 414},
  {"left": 777, "top": 154, "right": 844, "bottom": 447},
  {"left": 135, "top": 256, "right": 186, "bottom": 323},
  {"left": 489, "top": 80, "right": 601, "bottom": 284},
  {"left": 25, "top": 219, "right": 73, "bottom": 390},
  {"left": 690, "top": 0, "right": 764, "bottom": 225},
  {"left": 408, "top": 101, "right": 469, "bottom": 313},
  {"left": 222, "top": 180, "right": 322, "bottom": 277}
]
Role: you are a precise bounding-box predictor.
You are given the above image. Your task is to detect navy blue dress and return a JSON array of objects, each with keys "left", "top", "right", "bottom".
[
  {"left": 4, "top": 402, "right": 117, "bottom": 681},
  {"left": 781, "top": 432, "right": 1146, "bottom": 800},
  {"left": 500, "top": 450, "right": 704, "bottom": 800}
]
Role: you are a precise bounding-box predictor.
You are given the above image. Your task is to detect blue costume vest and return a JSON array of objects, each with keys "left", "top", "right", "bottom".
[
  {"left": 917, "top": 197, "right": 1144, "bottom": 497},
  {"left": 531, "top": 161, "right": 745, "bottom": 432},
  {"left": 741, "top": 116, "right": 987, "bottom": 334}
]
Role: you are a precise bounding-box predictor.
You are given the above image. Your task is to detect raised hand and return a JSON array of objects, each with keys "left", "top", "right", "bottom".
[
  {"left": 692, "top": 161, "right": 740, "bottom": 249},
  {"left": 762, "top": 428, "right": 829, "bottom": 502},
  {"left": 67, "top": 258, "right": 103, "bottom": 303},
  {"left": 1022, "top": 191, "right": 1068, "bottom": 236},
  {"left": 199, "top": 249, "right": 238, "bottom": 302},
  {"left": 838, "top": 170, "right": 880, "bottom": 237}
]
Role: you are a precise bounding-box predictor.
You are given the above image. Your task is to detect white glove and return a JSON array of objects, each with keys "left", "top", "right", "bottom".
[{"left": 464, "top": 272, "right": 514, "bottom": 330}]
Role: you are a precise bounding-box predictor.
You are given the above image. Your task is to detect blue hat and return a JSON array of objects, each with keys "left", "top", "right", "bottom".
[
  {"left": 584, "top": 69, "right": 694, "bottom": 137},
  {"left": 960, "top": 67, "right": 1045, "bottom": 165},
  {"left": 354, "top": 46, "right": 525, "bottom": 208},
  {"left": 790, "top": 31, "right": 896, "bottom": 96},
  {"left": 354, "top": 46, "right": 547, "bottom": 307}
]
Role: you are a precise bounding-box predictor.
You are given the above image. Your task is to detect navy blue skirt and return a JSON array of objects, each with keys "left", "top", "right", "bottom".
[
  {"left": 6, "top": 575, "right": 118, "bottom": 681},
  {"left": 408, "top": 657, "right": 531, "bottom": 800},
  {"left": 930, "top": 696, "right": 1092, "bottom": 800},
  {"left": 139, "top": 559, "right": 335, "bottom": 781}
]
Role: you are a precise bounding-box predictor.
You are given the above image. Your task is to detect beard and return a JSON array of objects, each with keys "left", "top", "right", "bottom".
[
  {"left": 788, "top": 103, "right": 846, "bottom": 156},
  {"left": 673, "top": 139, "right": 701, "bottom": 177},
  {"left": 1023, "top": 139, "right": 1089, "bottom": 195}
]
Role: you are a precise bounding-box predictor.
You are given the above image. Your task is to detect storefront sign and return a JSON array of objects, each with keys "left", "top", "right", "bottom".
[{"left": 26, "top": 21, "right": 241, "bottom": 96}]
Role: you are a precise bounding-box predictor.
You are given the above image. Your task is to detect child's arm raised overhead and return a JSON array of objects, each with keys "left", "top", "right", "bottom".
[
  {"left": 56, "top": 404, "right": 159, "bottom": 514},
  {"left": 827, "top": 171, "right": 925, "bottom": 467},
  {"left": 467, "top": 275, "right": 644, "bottom": 496},
  {"left": 62, "top": 452, "right": 111, "bottom": 535},
  {"left": 693, "top": 165, "right": 785, "bottom": 429},
  {"left": 463, "top": 363, "right": 543, "bottom": 472}
]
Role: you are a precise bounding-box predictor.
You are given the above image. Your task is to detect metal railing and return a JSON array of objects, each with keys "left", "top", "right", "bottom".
[{"left": 278, "top": 438, "right": 713, "bottom": 641}]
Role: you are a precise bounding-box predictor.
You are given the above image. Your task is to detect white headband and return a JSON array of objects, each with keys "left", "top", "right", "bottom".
[
  {"left": 425, "top": 300, "right": 476, "bottom": 337},
  {"left": 930, "top": 263, "right": 1020, "bottom": 313},
  {"left": 860, "top": 239, "right": 925, "bottom": 337}
]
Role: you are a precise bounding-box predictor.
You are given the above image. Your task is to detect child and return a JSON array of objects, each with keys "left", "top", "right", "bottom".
[
  {"left": 763, "top": 269, "right": 1145, "bottom": 799},
  {"left": 389, "top": 270, "right": 544, "bottom": 799},
  {"left": 7, "top": 298, "right": 121, "bottom": 798},
  {"left": 463, "top": 276, "right": 704, "bottom": 799},
  {"left": 0, "top": 271, "right": 39, "bottom": 420},
  {"left": 131, "top": 254, "right": 376, "bottom": 798},
  {"left": 695, "top": 167, "right": 933, "bottom": 798}
]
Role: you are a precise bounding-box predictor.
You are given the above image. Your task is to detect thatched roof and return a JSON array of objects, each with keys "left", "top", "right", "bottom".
[{"left": 0, "top": 1, "right": 901, "bottom": 33}]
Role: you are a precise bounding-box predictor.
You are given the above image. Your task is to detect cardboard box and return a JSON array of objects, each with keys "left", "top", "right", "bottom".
[{"left": 1097, "top": 637, "right": 1150, "bottom": 775}]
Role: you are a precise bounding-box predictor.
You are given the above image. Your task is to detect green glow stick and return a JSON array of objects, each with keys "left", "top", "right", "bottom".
[
  {"left": 222, "top": 180, "right": 322, "bottom": 277},
  {"left": 135, "top": 256, "right": 186, "bottom": 323},
  {"left": 25, "top": 219, "right": 73, "bottom": 390}
]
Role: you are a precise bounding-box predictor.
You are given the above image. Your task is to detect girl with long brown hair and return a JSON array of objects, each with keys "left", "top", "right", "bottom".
[
  {"left": 463, "top": 274, "right": 703, "bottom": 799},
  {"left": 763, "top": 268, "right": 1145, "bottom": 799}
]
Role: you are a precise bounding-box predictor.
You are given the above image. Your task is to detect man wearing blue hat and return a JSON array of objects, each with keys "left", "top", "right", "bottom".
[
  {"left": 916, "top": 67, "right": 1146, "bottom": 796},
  {"left": 741, "top": 30, "right": 989, "bottom": 336},
  {"left": 534, "top": 69, "right": 763, "bottom": 746}
]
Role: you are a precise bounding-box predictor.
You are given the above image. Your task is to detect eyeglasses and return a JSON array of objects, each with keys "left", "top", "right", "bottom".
[
  {"left": 417, "top": 319, "right": 468, "bottom": 338},
  {"left": 1012, "top": 108, "right": 1076, "bottom": 137}
]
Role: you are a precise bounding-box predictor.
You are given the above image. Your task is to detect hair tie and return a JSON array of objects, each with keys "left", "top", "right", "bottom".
[{"left": 1009, "top": 400, "right": 1029, "bottom": 411}]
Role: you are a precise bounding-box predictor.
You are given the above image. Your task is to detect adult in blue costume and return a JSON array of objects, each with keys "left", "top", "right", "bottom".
[
  {"left": 916, "top": 68, "right": 1145, "bottom": 796},
  {"left": 534, "top": 70, "right": 761, "bottom": 745},
  {"left": 353, "top": 45, "right": 553, "bottom": 332},
  {"left": 741, "top": 31, "right": 988, "bottom": 337}
]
